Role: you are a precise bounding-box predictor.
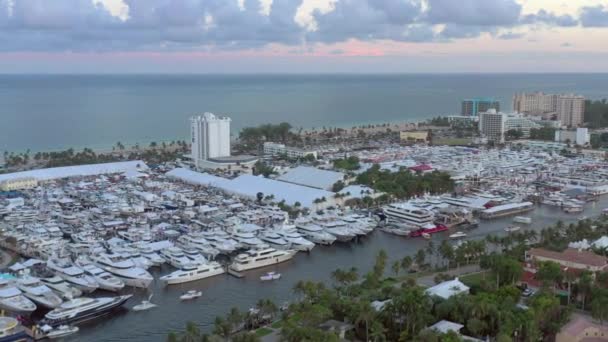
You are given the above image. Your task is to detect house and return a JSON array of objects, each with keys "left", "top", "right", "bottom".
[
  {"left": 318, "top": 320, "right": 354, "bottom": 340},
  {"left": 425, "top": 278, "right": 470, "bottom": 300},
  {"left": 556, "top": 313, "right": 608, "bottom": 342},
  {"left": 525, "top": 248, "right": 608, "bottom": 273},
  {"left": 427, "top": 320, "right": 484, "bottom": 341}
]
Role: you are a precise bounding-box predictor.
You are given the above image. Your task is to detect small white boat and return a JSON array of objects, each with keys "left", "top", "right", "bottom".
[
  {"left": 42, "top": 324, "right": 79, "bottom": 339},
  {"left": 260, "top": 272, "right": 281, "bottom": 281},
  {"left": 504, "top": 226, "right": 521, "bottom": 233},
  {"left": 421, "top": 233, "right": 431, "bottom": 240},
  {"left": 179, "top": 290, "right": 202, "bottom": 301},
  {"left": 513, "top": 216, "right": 532, "bottom": 224},
  {"left": 132, "top": 294, "right": 157, "bottom": 311},
  {"left": 449, "top": 231, "right": 467, "bottom": 239}
]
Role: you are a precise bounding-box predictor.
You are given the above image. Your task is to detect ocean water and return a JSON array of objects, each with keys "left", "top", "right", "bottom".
[{"left": 1, "top": 73, "right": 607, "bottom": 152}]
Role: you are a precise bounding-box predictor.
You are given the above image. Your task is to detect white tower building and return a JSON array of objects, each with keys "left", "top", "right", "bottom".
[{"left": 191, "top": 113, "right": 231, "bottom": 168}]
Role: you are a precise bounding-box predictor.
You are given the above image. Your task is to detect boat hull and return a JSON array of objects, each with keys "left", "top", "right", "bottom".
[
  {"left": 161, "top": 267, "right": 225, "bottom": 285},
  {"left": 41, "top": 295, "right": 132, "bottom": 327},
  {"left": 229, "top": 252, "right": 295, "bottom": 272}
]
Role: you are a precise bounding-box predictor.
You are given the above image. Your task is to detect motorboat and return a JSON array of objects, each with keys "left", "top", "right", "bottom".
[
  {"left": 137, "top": 247, "right": 165, "bottom": 267},
  {"left": 230, "top": 231, "right": 264, "bottom": 248},
  {"left": 180, "top": 290, "right": 202, "bottom": 301},
  {"left": 40, "top": 324, "right": 79, "bottom": 339},
  {"left": 16, "top": 276, "right": 63, "bottom": 309},
  {"left": 160, "top": 262, "right": 225, "bottom": 285},
  {"left": 513, "top": 216, "right": 532, "bottom": 224},
  {"left": 90, "top": 253, "right": 153, "bottom": 288},
  {"left": 41, "top": 295, "right": 132, "bottom": 327},
  {"left": 177, "top": 235, "right": 220, "bottom": 259},
  {"left": 321, "top": 222, "right": 356, "bottom": 242},
  {"left": 260, "top": 272, "right": 281, "bottom": 281},
  {"left": 132, "top": 294, "right": 157, "bottom": 312},
  {"left": 41, "top": 276, "right": 82, "bottom": 300},
  {"left": 409, "top": 224, "right": 449, "bottom": 238},
  {"left": 229, "top": 248, "right": 296, "bottom": 272},
  {"left": 182, "top": 249, "right": 208, "bottom": 265},
  {"left": 259, "top": 231, "right": 290, "bottom": 249},
  {"left": 46, "top": 258, "right": 99, "bottom": 293},
  {"left": 0, "top": 280, "right": 37, "bottom": 315},
  {"left": 449, "top": 231, "right": 467, "bottom": 240},
  {"left": 275, "top": 230, "right": 315, "bottom": 252},
  {"left": 504, "top": 226, "right": 521, "bottom": 233},
  {"left": 78, "top": 263, "right": 125, "bottom": 292}
]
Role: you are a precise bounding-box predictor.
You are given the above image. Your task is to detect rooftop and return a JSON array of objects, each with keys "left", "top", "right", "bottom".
[
  {"left": 425, "top": 278, "right": 469, "bottom": 299},
  {"left": 528, "top": 248, "right": 608, "bottom": 268},
  {"left": 0, "top": 161, "right": 147, "bottom": 183},
  {"left": 277, "top": 166, "right": 344, "bottom": 190}
]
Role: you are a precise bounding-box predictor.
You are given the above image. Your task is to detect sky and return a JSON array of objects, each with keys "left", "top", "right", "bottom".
[{"left": 0, "top": 0, "right": 608, "bottom": 73}]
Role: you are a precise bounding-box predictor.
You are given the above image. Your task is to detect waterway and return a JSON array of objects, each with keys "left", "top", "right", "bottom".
[{"left": 70, "top": 198, "right": 608, "bottom": 342}]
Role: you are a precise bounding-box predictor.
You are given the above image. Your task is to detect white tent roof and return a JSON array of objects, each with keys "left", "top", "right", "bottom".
[
  {"left": 0, "top": 161, "right": 148, "bottom": 182},
  {"left": 166, "top": 168, "right": 230, "bottom": 187},
  {"left": 425, "top": 278, "right": 470, "bottom": 299},
  {"left": 277, "top": 166, "right": 344, "bottom": 190}
]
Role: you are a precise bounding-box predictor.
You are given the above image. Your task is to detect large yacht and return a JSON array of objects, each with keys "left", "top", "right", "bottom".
[
  {"left": 40, "top": 276, "right": 82, "bottom": 299},
  {"left": 382, "top": 203, "right": 437, "bottom": 229},
  {"left": 16, "top": 276, "right": 63, "bottom": 309},
  {"left": 0, "top": 280, "right": 37, "bottom": 315},
  {"left": 90, "top": 253, "right": 153, "bottom": 288},
  {"left": 201, "top": 230, "right": 241, "bottom": 253},
  {"left": 177, "top": 234, "right": 220, "bottom": 259},
  {"left": 47, "top": 258, "right": 99, "bottom": 293},
  {"left": 275, "top": 230, "right": 315, "bottom": 252},
  {"left": 259, "top": 231, "right": 290, "bottom": 249},
  {"left": 79, "top": 263, "right": 125, "bottom": 292},
  {"left": 321, "top": 221, "right": 356, "bottom": 242},
  {"left": 230, "top": 231, "right": 264, "bottom": 248},
  {"left": 295, "top": 222, "right": 336, "bottom": 245},
  {"left": 160, "top": 247, "right": 194, "bottom": 269},
  {"left": 160, "top": 261, "right": 225, "bottom": 285},
  {"left": 42, "top": 295, "right": 132, "bottom": 327},
  {"left": 229, "top": 248, "right": 296, "bottom": 272}
]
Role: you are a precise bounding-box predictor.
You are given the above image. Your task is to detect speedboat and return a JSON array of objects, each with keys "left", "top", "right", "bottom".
[
  {"left": 0, "top": 280, "right": 37, "bottom": 315},
  {"left": 132, "top": 294, "right": 157, "bottom": 312},
  {"left": 40, "top": 325, "right": 79, "bottom": 339},
  {"left": 160, "top": 262, "right": 225, "bottom": 285},
  {"left": 46, "top": 258, "right": 98, "bottom": 293},
  {"left": 78, "top": 263, "right": 125, "bottom": 292},
  {"left": 275, "top": 230, "right": 315, "bottom": 252},
  {"left": 180, "top": 290, "right": 202, "bottom": 301},
  {"left": 90, "top": 253, "right": 153, "bottom": 288},
  {"left": 229, "top": 248, "right": 296, "bottom": 272},
  {"left": 449, "top": 231, "right": 467, "bottom": 240},
  {"left": 504, "top": 226, "right": 521, "bottom": 233},
  {"left": 41, "top": 295, "right": 132, "bottom": 327},
  {"left": 513, "top": 216, "right": 532, "bottom": 224},
  {"left": 41, "top": 276, "right": 82, "bottom": 300},
  {"left": 16, "top": 276, "right": 63, "bottom": 309},
  {"left": 260, "top": 272, "right": 281, "bottom": 281}
]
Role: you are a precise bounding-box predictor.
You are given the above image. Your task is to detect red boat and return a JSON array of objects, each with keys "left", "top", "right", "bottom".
[{"left": 409, "top": 224, "right": 449, "bottom": 237}]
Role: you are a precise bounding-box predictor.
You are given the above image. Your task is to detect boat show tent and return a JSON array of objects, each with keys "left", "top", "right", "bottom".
[
  {"left": 277, "top": 166, "right": 345, "bottom": 190},
  {"left": 165, "top": 168, "right": 230, "bottom": 187},
  {"left": 0, "top": 161, "right": 148, "bottom": 183}
]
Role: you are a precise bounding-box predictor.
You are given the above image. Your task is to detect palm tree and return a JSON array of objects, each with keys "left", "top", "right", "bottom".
[
  {"left": 181, "top": 322, "right": 201, "bottom": 342},
  {"left": 414, "top": 249, "right": 426, "bottom": 269},
  {"left": 438, "top": 240, "right": 454, "bottom": 269},
  {"left": 355, "top": 302, "right": 376, "bottom": 342},
  {"left": 392, "top": 260, "right": 401, "bottom": 277},
  {"left": 425, "top": 241, "right": 435, "bottom": 268},
  {"left": 401, "top": 256, "right": 413, "bottom": 273}
]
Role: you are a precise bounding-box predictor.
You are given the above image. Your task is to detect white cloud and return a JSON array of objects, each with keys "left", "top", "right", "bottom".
[
  {"left": 295, "top": 0, "right": 338, "bottom": 32},
  {"left": 259, "top": 0, "right": 273, "bottom": 16},
  {"left": 237, "top": 0, "right": 245, "bottom": 11},
  {"left": 92, "top": 0, "right": 128, "bottom": 21}
]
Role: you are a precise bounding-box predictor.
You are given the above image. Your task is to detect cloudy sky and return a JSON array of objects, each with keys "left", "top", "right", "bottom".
[{"left": 1, "top": 0, "right": 608, "bottom": 73}]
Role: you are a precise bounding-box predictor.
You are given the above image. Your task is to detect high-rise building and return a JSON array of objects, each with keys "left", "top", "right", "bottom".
[
  {"left": 461, "top": 98, "right": 500, "bottom": 116},
  {"left": 478, "top": 109, "right": 506, "bottom": 144},
  {"left": 512, "top": 92, "right": 585, "bottom": 127},
  {"left": 191, "top": 112, "right": 231, "bottom": 168}
]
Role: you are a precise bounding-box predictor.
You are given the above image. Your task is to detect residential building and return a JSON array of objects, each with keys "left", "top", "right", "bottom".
[
  {"left": 525, "top": 248, "right": 608, "bottom": 272},
  {"left": 478, "top": 109, "right": 506, "bottom": 144},
  {"left": 512, "top": 92, "right": 585, "bottom": 127},
  {"left": 425, "top": 278, "right": 469, "bottom": 299},
  {"left": 461, "top": 98, "right": 500, "bottom": 116},
  {"left": 557, "top": 94, "right": 586, "bottom": 127},
  {"left": 191, "top": 112, "right": 231, "bottom": 168},
  {"left": 504, "top": 115, "right": 541, "bottom": 138},
  {"left": 556, "top": 313, "right": 608, "bottom": 342},
  {"left": 555, "top": 128, "right": 590, "bottom": 146},
  {"left": 263, "top": 142, "right": 317, "bottom": 160}
]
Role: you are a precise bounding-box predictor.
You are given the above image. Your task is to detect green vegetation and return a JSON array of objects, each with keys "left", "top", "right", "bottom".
[
  {"left": 529, "top": 127, "right": 556, "bottom": 141},
  {"left": 239, "top": 122, "right": 295, "bottom": 147},
  {"left": 585, "top": 99, "right": 608, "bottom": 128},
  {"left": 427, "top": 116, "right": 450, "bottom": 127},
  {"left": 252, "top": 160, "right": 276, "bottom": 178},
  {"left": 331, "top": 180, "right": 345, "bottom": 192},
  {"left": 254, "top": 327, "right": 273, "bottom": 337},
  {"left": 332, "top": 156, "right": 360, "bottom": 171},
  {"left": 355, "top": 164, "right": 454, "bottom": 199},
  {"left": 505, "top": 129, "right": 523, "bottom": 141}
]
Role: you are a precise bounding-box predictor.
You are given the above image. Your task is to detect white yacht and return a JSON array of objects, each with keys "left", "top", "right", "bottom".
[
  {"left": 16, "top": 276, "right": 63, "bottom": 309},
  {"left": 41, "top": 276, "right": 82, "bottom": 300},
  {"left": 275, "top": 230, "right": 314, "bottom": 252},
  {"left": 42, "top": 295, "right": 132, "bottom": 327},
  {"left": 160, "top": 247, "right": 194, "bottom": 269},
  {"left": 90, "top": 253, "right": 153, "bottom": 288},
  {"left": 295, "top": 223, "right": 336, "bottom": 245},
  {"left": 0, "top": 280, "right": 37, "bottom": 315},
  {"left": 259, "top": 231, "right": 291, "bottom": 249},
  {"left": 382, "top": 203, "right": 437, "bottom": 229},
  {"left": 201, "top": 230, "right": 241, "bottom": 253},
  {"left": 230, "top": 231, "right": 264, "bottom": 248},
  {"left": 229, "top": 248, "right": 296, "bottom": 272},
  {"left": 46, "top": 258, "right": 99, "bottom": 293},
  {"left": 177, "top": 235, "right": 220, "bottom": 259},
  {"left": 136, "top": 246, "right": 165, "bottom": 267},
  {"left": 321, "top": 221, "right": 356, "bottom": 242},
  {"left": 78, "top": 264, "right": 125, "bottom": 292},
  {"left": 160, "top": 261, "right": 225, "bottom": 285},
  {"left": 342, "top": 214, "right": 375, "bottom": 234}
]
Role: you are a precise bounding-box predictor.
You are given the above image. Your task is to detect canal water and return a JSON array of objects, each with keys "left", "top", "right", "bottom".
[{"left": 72, "top": 199, "right": 607, "bottom": 341}]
